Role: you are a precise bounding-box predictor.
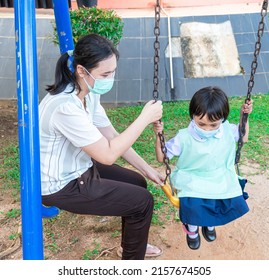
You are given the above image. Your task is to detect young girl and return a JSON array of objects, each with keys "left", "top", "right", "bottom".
[{"left": 154, "top": 86, "right": 253, "bottom": 250}]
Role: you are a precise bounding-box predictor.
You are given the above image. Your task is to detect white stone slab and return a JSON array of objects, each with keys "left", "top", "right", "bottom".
[{"left": 180, "top": 21, "right": 241, "bottom": 78}]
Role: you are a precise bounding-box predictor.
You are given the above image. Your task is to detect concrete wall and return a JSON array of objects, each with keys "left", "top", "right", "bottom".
[
  {"left": 0, "top": 16, "right": 60, "bottom": 100},
  {"left": 0, "top": 12, "right": 268, "bottom": 104}
]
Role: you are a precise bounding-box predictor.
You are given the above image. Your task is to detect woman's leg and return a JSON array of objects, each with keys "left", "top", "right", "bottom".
[
  {"left": 95, "top": 162, "right": 147, "bottom": 188},
  {"left": 42, "top": 165, "right": 153, "bottom": 260},
  {"left": 95, "top": 162, "right": 148, "bottom": 249}
]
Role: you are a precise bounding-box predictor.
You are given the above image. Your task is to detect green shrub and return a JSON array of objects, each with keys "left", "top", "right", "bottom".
[{"left": 51, "top": 7, "right": 124, "bottom": 46}]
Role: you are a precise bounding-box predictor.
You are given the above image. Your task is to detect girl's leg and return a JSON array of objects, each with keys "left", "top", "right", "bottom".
[
  {"left": 187, "top": 224, "right": 199, "bottom": 239},
  {"left": 42, "top": 165, "right": 153, "bottom": 260},
  {"left": 202, "top": 226, "right": 216, "bottom": 242},
  {"left": 182, "top": 223, "right": 200, "bottom": 250}
]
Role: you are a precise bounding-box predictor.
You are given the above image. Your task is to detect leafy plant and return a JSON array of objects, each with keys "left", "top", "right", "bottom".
[
  {"left": 5, "top": 208, "right": 21, "bottom": 219},
  {"left": 45, "top": 231, "right": 60, "bottom": 252},
  {"left": 82, "top": 242, "right": 101, "bottom": 260},
  {"left": 51, "top": 7, "right": 124, "bottom": 46}
]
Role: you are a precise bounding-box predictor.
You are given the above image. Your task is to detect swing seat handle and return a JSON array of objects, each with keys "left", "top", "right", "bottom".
[{"left": 162, "top": 183, "right": 180, "bottom": 208}]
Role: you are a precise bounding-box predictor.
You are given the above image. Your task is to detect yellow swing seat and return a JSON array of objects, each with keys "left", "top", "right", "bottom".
[{"left": 161, "top": 182, "right": 180, "bottom": 208}]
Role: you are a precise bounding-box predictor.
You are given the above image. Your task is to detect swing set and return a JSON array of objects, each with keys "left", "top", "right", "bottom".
[
  {"left": 15, "top": 0, "right": 267, "bottom": 259},
  {"left": 153, "top": 0, "right": 268, "bottom": 209}
]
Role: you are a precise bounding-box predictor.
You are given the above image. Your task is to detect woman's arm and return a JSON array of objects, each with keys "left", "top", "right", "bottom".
[
  {"left": 82, "top": 100, "right": 162, "bottom": 165},
  {"left": 98, "top": 124, "right": 165, "bottom": 185}
]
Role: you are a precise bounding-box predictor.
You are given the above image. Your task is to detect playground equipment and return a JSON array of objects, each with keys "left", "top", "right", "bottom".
[
  {"left": 15, "top": 0, "right": 73, "bottom": 260},
  {"left": 15, "top": 0, "right": 268, "bottom": 260},
  {"left": 153, "top": 0, "right": 268, "bottom": 209}
]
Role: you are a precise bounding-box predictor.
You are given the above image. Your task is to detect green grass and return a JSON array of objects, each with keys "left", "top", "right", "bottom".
[
  {"left": 0, "top": 93, "right": 268, "bottom": 222},
  {"left": 107, "top": 93, "right": 269, "bottom": 170}
]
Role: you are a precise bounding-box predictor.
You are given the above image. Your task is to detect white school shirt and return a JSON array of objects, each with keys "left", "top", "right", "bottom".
[
  {"left": 39, "top": 84, "right": 111, "bottom": 195},
  {"left": 165, "top": 120, "right": 239, "bottom": 158},
  {"left": 166, "top": 120, "right": 242, "bottom": 199}
]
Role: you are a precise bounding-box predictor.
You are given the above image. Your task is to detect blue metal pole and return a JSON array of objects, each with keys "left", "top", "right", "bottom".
[
  {"left": 52, "top": 0, "right": 74, "bottom": 54},
  {"left": 38, "top": 0, "right": 74, "bottom": 219},
  {"left": 14, "top": 0, "right": 43, "bottom": 259}
]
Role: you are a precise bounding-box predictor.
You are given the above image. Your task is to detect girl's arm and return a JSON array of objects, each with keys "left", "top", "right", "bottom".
[
  {"left": 153, "top": 121, "right": 165, "bottom": 163},
  {"left": 239, "top": 99, "right": 253, "bottom": 142}
]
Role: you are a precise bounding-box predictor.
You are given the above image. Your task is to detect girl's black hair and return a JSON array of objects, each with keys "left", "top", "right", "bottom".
[
  {"left": 46, "top": 34, "right": 119, "bottom": 95},
  {"left": 189, "top": 86, "right": 230, "bottom": 122}
]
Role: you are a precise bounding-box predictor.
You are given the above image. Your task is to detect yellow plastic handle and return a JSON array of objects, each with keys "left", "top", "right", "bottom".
[{"left": 161, "top": 183, "right": 180, "bottom": 208}]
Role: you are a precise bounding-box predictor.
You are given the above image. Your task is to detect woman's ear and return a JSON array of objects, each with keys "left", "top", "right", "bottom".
[{"left": 76, "top": 65, "right": 86, "bottom": 78}]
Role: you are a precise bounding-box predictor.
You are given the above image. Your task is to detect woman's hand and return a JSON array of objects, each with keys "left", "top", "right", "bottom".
[
  {"left": 140, "top": 100, "right": 163, "bottom": 125},
  {"left": 144, "top": 166, "right": 165, "bottom": 186}
]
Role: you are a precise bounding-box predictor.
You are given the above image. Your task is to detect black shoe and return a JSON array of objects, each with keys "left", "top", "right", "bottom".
[
  {"left": 186, "top": 234, "right": 200, "bottom": 250},
  {"left": 185, "top": 226, "right": 200, "bottom": 250},
  {"left": 202, "top": 226, "right": 216, "bottom": 242}
]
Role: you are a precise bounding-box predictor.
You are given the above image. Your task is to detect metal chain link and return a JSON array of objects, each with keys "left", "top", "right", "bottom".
[
  {"left": 153, "top": 0, "right": 174, "bottom": 190},
  {"left": 235, "top": 0, "right": 268, "bottom": 165},
  {"left": 153, "top": 0, "right": 160, "bottom": 102},
  {"left": 153, "top": 0, "right": 268, "bottom": 175}
]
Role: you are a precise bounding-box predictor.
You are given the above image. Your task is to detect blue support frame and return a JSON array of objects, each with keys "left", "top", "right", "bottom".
[
  {"left": 14, "top": 0, "right": 43, "bottom": 260},
  {"left": 14, "top": 0, "right": 74, "bottom": 259},
  {"left": 53, "top": 0, "right": 74, "bottom": 54}
]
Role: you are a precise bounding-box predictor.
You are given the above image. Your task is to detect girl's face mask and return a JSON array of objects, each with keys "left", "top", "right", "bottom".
[
  {"left": 192, "top": 120, "right": 221, "bottom": 139},
  {"left": 83, "top": 67, "right": 115, "bottom": 95}
]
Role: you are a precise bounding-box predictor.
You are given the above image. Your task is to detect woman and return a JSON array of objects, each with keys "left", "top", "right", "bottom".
[{"left": 40, "top": 34, "right": 164, "bottom": 259}]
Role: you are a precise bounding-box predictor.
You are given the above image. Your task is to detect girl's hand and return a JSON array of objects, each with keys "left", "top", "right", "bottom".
[
  {"left": 241, "top": 99, "right": 253, "bottom": 114},
  {"left": 153, "top": 121, "right": 164, "bottom": 135}
]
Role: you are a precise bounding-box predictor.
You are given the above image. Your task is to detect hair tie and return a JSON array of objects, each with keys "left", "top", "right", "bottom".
[{"left": 67, "top": 50, "right": 74, "bottom": 57}]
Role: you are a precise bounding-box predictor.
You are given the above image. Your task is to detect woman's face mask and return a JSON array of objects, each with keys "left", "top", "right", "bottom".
[{"left": 83, "top": 67, "right": 115, "bottom": 95}]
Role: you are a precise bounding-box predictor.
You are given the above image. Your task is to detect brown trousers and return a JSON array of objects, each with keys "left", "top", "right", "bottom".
[{"left": 42, "top": 162, "right": 154, "bottom": 260}]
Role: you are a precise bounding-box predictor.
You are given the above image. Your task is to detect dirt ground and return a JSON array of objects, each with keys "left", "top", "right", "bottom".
[{"left": 0, "top": 99, "right": 268, "bottom": 260}]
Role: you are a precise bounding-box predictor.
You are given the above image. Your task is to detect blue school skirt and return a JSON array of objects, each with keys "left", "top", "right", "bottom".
[{"left": 179, "top": 178, "right": 249, "bottom": 227}]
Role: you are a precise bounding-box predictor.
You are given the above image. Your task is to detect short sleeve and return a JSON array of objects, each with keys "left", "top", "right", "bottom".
[
  {"left": 93, "top": 99, "right": 111, "bottom": 128},
  {"left": 52, "top": 102, "right": 103, "bottom": 147},
  {"left": 230, "top": 123, "right": 239, "bottom": 142},
  {"left": 165, "top": 133, "right": 182, "bottom": 159},
  {"left": 93, "top": 101, "right": 111, "bottom": 127}
]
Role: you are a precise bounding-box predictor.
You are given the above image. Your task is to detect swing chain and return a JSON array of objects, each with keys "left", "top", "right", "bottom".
[
  {"left": 153, "top": 0, "right": 173, "bottom": 186},
  {"left": 153, "top": 0, "right": 160, "bottom": 102},
  {"left": 235, "top": 0, "right": 268, "bottom": 165}
]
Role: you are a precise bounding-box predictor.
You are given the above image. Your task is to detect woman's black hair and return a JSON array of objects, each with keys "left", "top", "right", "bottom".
[
  {"left": 189, "top": 86, "right": 230, "bottom": 122},
  {"left": 46, "top": 34, "right": 119, "bottom": 95}
]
